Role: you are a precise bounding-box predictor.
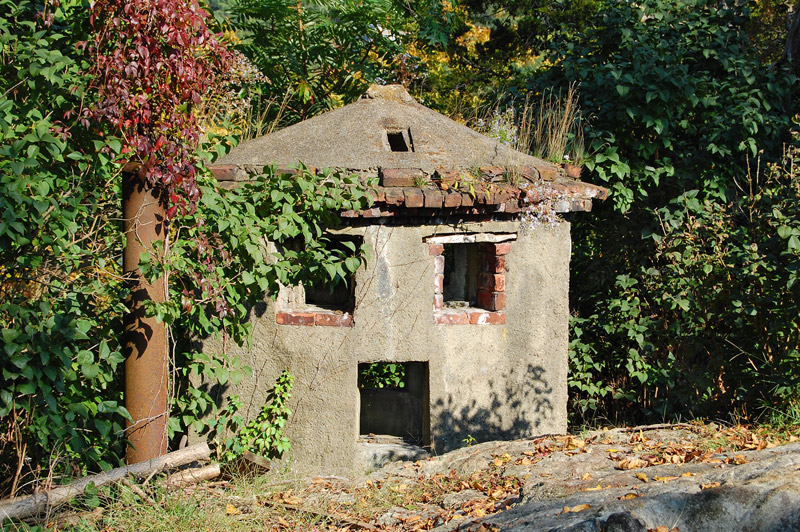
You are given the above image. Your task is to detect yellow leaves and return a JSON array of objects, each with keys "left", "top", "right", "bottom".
[
  {"left": 701, "top": 481, "right": 722, "bottom": 490},
  {"left": 653, "top": 476, "right": 679, "bottom": 483},
  {"left": 389, "top": 483, "right": 408, "bottom": 493},
  {"left": 583, "top": 484, "right": 611, "bottom": 491},
  {"left": 635, "top": 473, "right": 649, "bottom": 483},
  {"left": 561, "top": 504, "right": 591, "bottom": 514},
  {"left": 565, "top": 436, "right": 586, "bottom": 450},
  {"left": 455, "top": 23, "right": 491, "bottom": 53},
  {"left": 489, "top": 488, "right": 508, "bottom": 500},
  {"left": 617, "top": 458, "right": 649, "bottom": 470},
  {"left": 225, "top": 503, "right": 240, "bottom": 516},
  {"left": 491, "top": 453, "right": 512, "bottom": 467},
  {"left": 619, "top": 493, "right": 640, "bottom": 500},
  {"left": 649, "top": 526, "right": 680, "bottom": 532}
]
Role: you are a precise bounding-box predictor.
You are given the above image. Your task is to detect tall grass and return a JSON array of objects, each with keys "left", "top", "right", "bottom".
[
  {"left": 519, "top": 82, "right": 584, "bottom": 164},
  {"left": 461, "top": 83, "right": 586, "bottom": 165}
]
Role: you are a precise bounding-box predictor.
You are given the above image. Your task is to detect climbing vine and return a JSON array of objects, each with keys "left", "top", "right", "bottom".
[{"left": 87, "top": 0, "right": 230, "bottom": 216}]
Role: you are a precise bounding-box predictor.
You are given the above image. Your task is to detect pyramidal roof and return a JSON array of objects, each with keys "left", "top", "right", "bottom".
[{"left": 218, "top": 85, "right": 558, "bottom": 175}]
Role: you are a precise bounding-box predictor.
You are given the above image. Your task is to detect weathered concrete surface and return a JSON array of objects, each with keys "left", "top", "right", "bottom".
[
  {"left": 200, "top": 221, "right": 571, "bottom": 475},
  {"left": 356, "top": 435, "right": 429, "bottom": 471},
  {"left": 217, "top": 85, "right": 556, "bottom": 175}
]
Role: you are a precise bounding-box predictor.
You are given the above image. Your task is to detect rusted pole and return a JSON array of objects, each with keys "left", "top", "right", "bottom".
[{"left": 122, "top": 171, "right": 169, "bottom": 464}]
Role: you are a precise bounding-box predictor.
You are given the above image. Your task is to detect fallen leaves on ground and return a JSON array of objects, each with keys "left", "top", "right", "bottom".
[
  {"left": 173, "top": 423, "right": 795, "bottom": 532},
  {"left": 560, "top": 504, "right": 591, "bottom": 514},
  {"left": 225, "top": 503, "right": 241, "bottom": 516},
  {"left": 609, "top": 425, "right": 769, "bottom": 471},
  {"left": 253, "top": 462, "right": 523, "bottom": 531}
]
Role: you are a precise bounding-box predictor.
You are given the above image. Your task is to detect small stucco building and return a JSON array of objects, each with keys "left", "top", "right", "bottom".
[{"left": 206, "top": 85, "right": 606, "bottom": 474}]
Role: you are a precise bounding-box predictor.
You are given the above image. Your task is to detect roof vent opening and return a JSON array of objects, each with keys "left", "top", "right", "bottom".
[{"left": 386, "top": 129, "right": 414, "bottom": 152}]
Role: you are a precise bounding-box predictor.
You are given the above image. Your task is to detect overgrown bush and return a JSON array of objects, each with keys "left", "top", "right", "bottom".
[
  {"left": 532, "top": 0, "right": 796, "bottom": 212},
  {"left": 520, "top": 0, "right": 800, "bottom": 425},
  {"left": 570, "top": 137, "right": 800, "bottom": 423},
  {"left": 0, "top": 0, "right": 128, "bottom": 497},
  {"left": 0, "top": 0, "right": 375, "bottom": 498},
  {"left": 230, "top": 0, "right": 403, "bottom": 124}
]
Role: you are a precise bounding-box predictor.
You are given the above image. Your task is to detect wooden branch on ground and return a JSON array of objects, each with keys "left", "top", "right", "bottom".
[
  {"left": 0, "top": 442, "right": 211, "bottom": 522},
  {"left": 119, "top": 478, "right": 154, "bottom": 504},
  {"left": 165, "top": 463, "right": 221, "bottom": 487}
]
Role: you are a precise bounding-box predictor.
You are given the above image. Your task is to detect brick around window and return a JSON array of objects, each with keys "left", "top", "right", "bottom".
[
  {"left": 433, "top": 310, "right": 506, "bottom": 325},
  {"left": 429, "top": 239, "right": 509, "bottom": 324},
  {"left": 277, "top": 311, "right": 353, "bottom": 327}
]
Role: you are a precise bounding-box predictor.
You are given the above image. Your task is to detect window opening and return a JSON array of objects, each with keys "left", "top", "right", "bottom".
[
  {"left": 442, "top": 243, "right": 479, "bottom": 308},
  {"left": 359, "top": 362, "right": 429, "bottom": 445},
  {"left": 303, "top": 234, "right": 362, "bottom": 313},
  {"left": 386, "top": 128, "right": 414, "bottom": 152}
]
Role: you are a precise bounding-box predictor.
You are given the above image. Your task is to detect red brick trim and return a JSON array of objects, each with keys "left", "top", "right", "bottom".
[
  {"left": 429, "top": 241, "right": 508, "bottom": 323},
  {"left": 433, "top": 311, "right": 470, "bottom": 325},
  {"left": 277, "top": 311, "right": 353, "bottom": 327},
  {"left": 433, "top": 310, "right": 505, "bottom": 325}
]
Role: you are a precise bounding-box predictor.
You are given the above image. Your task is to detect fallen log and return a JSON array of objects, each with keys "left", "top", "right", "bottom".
[
  {"left": 165, "top": 463, "right": 221, "bottom": 487},
  {"left": 0, "top": 442, "right": 211, "bottom": 522}
]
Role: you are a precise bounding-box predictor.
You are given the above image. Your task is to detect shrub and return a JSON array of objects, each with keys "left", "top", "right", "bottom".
[
  {"left": 533, "top": 0, "right": 796, "bottom": 212},
  {"left": 0, "top": 0, "right": 128, "bottom": 496},
  {"left": 569, "top": 136, "right": 800, "bottom": 422}
]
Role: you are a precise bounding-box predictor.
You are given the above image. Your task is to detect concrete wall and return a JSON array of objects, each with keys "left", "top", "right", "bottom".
[{"left": 200, "top": 220, "right": 571, "bottom": 475}]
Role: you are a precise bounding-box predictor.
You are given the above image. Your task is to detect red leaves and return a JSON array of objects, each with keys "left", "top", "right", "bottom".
[{"left": 87, "top": 0, "right": 231, "bottom": 218}]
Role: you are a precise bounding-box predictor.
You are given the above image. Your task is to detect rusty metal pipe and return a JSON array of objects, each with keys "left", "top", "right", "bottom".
[{"left": 122, "top": 171, "right": 168, "bottom": 464}]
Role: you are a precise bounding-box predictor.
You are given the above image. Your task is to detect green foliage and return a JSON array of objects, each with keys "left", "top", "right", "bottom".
[
  {"left": 1, "top": 1, "right": 374, "bottom": 492},
  {"left": 359, "top": 363, "right": 405, "bottom": 389},
  {"left": 0, "top": 0, "right": 129, "bottom": 496},
  {"left": 569, "top": 139, "right": 800, "bottom": 422},
  {"left": 153, "top": 163, "right": 374, "bottom": 445},
  {"left": 231, "top": 0, "right": 403, "bottom": 123},
  {"left": 533, "top": 0, "right": 796, "bottom": 212},
  {"left": 223, "top": 370, "right": 294, "bottom": 460}
]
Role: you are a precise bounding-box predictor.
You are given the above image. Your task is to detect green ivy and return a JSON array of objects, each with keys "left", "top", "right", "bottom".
[
  {"left": 220, "top": 370, "right": 294, "bottom": 460},
  {"left": 359, "top": 363, "right": 406, "bottom": 389},
  {"left": 150, "top": 162, "right": 375, "bottom": 450},
  {"left": 0, "top": 0, "right": 375, "bottom": 492},
  {"left": 0, "top": 0, "right": 129, "bottom": 496}
]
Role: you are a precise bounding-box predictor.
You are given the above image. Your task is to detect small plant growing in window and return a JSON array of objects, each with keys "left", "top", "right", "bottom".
[{"left": 358, "top": 362, "right": 405, "bottom": 388}]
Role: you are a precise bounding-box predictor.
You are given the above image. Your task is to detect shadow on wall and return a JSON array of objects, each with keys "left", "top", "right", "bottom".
[{"left": 433, "top": 364, "right": 553, "bottom": 451}]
